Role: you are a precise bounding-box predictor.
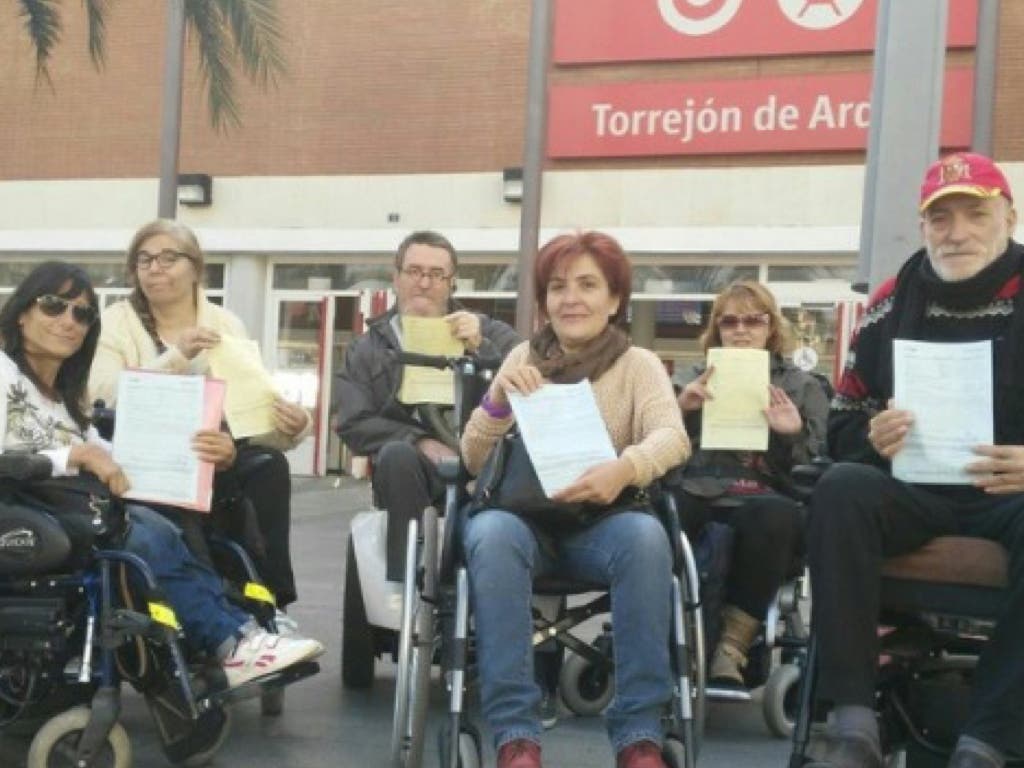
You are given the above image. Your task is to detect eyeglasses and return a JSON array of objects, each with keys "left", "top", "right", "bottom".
[
  {"left": 136, "top": 249, "right": 191, "bottom": 270},
  {"left": 717, "top": 312, "right": 770, "bottom": 330},
  {"left": 35, "top": 295, "right": 98, "bottom": 327},
  {"left": 399, "top": 266, "right": 453, "bottom": 284}
]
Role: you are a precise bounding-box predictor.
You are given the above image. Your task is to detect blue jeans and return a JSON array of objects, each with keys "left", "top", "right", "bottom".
[
  {"left": 462, "top": 509, "right": 673, "bottom": 753},
  {"left": 123, "top": 504, "right": 249, "bottom": 654}
]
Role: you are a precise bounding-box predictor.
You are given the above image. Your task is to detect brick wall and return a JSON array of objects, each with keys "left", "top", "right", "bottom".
[{"left": 0, "top": 1, "right": 1020, "bottom": 181}]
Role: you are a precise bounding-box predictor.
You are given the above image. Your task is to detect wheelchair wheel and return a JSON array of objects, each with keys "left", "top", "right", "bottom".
[
  {"left": 391, "top": 511, "right": 438, "bottom": 768},
  {"left": 342, "top": 534, "right": 375, "bottom": 689},
  {"left": 27, "top": 705, "right": 131, "bottom": 768},
  {"left": 438, "top": 726, "right": 482, "bottom": 768},
  {"left": 662, "top": 736, "right": 688, "bottom": 768},
  {"left": 763, "top": 662, "right": 801, "bottom": 739},
  {"left": 558, "top": 648, "right": 614, "bottom": 717}
]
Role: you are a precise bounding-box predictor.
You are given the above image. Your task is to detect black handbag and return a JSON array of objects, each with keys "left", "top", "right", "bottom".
[{"left": 469, "top": 432, "right": 645, "bottom": 530}]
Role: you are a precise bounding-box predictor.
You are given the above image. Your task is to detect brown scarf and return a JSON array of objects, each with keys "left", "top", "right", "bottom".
[{"left": 527, "top": 323, "right": 631, "bottom": 384}]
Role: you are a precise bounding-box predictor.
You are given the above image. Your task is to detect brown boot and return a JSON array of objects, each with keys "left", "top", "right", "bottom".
[{"left": 708, "top": 605, "right": 761, "bottom": 687}]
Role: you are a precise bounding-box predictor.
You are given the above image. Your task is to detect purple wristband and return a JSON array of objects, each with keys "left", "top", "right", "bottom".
[{"left": 480, "top": 392, "right": 512, "bottom": 419}]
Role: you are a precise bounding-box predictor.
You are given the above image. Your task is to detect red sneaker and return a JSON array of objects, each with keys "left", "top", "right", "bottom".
[
  {"left": 616, "top": 740, "right": 668, "bottom": 768},
  {"left": 497, "top": 739, "right": 542, "bottom": 768}
]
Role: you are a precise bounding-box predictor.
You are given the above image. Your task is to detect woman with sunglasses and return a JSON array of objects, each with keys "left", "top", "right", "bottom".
[
  {"left": 89, "top": 219, "right": 309, "bottom": 617},
  {"left": 674, "top": 280, "right": 828, "bottom": 689},
  {"left": 0, "top": 261, "right": 323, "bottom": 688}
]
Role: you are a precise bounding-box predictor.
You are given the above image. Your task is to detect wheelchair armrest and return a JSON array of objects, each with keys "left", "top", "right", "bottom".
[
  {"left": 789, "top": 457, "right": 833, "bottom": 495},
  {"left": 436, "top": 456, "right": 461, "bottom": 484}
]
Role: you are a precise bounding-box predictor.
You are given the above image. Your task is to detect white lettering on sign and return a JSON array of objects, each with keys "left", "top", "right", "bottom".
[
  {"left": 593, "top": 99, "right": 743, "bottom": 143},
  {"left": 806, "top": 95, "right": 870, "bottom": 129},
  {"left": 753, "top": 95, "right": 801, "bottom": 131}
]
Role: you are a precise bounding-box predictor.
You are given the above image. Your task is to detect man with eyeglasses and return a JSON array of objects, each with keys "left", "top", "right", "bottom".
[
  {"left": 807, "top": 153, "right": 1024, "bottom": 768},
  {"left": 335, "top": 230, "right": 519, "bottom": 582}
]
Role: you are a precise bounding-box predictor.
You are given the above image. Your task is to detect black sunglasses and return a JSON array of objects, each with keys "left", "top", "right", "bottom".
[{"left": 35, "top": 295, "right": 99, "bottom": 327}]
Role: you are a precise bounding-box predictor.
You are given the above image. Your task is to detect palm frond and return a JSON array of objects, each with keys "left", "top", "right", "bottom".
[
  {"left": 82, "top": 0, "right": 111, "bottom": 67},
  {"left": 213, "top": 0, "right": 286, "bottom": 87},
  {"left": 184, "top": 0, "right": 240, "bottom": 130},
  {"left": 18, "top": 0, "right": 62, "bottom": 84}
]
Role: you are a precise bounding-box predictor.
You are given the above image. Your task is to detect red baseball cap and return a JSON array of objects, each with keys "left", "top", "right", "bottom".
[{"left": 919, "top": 152, "right": 1013, "bottom": 212}]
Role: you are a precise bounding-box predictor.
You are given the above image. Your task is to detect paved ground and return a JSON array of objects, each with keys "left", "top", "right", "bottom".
[{"left": 0, "top": 476, "right": 797, "bottom": 767}]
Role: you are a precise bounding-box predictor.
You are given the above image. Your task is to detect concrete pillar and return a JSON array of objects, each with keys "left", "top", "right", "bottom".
[
  {"left": 631, "top": 301, "right": 657, "bottom": 351},
  {"left": 224, "top": 255, "right": 267, "bottom": 340},
  {"left": 858, "top": 0, "right": 949, "bottom": 292}
]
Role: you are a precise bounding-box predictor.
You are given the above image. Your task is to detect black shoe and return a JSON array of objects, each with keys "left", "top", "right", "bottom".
[{"left": 805, "top": 735, "right": 884, "bottom": 768}]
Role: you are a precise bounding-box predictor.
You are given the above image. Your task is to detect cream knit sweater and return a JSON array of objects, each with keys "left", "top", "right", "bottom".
[
  {"left": 89, "top": 294, "right": 310, "bottom": 451},
  {"left": 461, "top": 342, "right": 690, "bottom": 487}
]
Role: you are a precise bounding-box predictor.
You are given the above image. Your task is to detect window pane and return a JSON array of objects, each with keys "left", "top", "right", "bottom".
[
  {"left": 272, "top": 263, "right": 392, "bottom": 291},
  {"left": 633, "top": 265, "right": 759, "bottom": 294},
  {"left": 766, "top": 265, "right": 856, "bottom": 282}
]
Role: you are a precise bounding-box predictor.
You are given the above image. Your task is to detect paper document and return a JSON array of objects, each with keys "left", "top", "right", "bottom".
[
  {"left": 112, "top": 370, "right": 225, "bottom": 511},
  {"left": 892, "top": 339, "right": 993, "bottom": 484},
  {"left": 397, "top": 316, "right": 463, "bottom": 405},
  {"left": 509, "top": 380, "right": 617, "bottom": 497},
  {"left": 700, "top": 347, "right": 770, "bottom": 451},
  {"left": 207, "top": 336, "right": 279, "bottom": 438}
]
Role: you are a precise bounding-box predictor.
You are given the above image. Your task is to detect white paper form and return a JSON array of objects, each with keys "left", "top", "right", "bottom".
[
  {"left": 508, "top": 380, "right": 617, "bottom": 497},
  {"left": 112, "top": 371, "right": 208, "bottom": 508},
  {"left": 700, "top": 347, "right": 771, "bottom": 451},
  {"left": 892, "top": 339, "right": 993, "bottom": 484}
]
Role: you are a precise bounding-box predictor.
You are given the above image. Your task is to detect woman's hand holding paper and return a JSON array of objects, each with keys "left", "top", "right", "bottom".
[
  {"left": 489, "top": 364, "right": 545, "bottom": 407},
  {"left": 192, "top": 429, "right": 237, "bottom": 471},
  {"left": 550, "top": 457, "right": 635, "bottom": 506},
  {"left": 71, "top": 444, "right": 130, "bottom": 496},
  {"left": 176, "top": 326, "right": 221, "bottom": 359},
  {"left": 273, "top": 396, "right": 309, "bottom": 437},
  {"left": 678, "top": 365, "right": 715, "bottom": 412}
]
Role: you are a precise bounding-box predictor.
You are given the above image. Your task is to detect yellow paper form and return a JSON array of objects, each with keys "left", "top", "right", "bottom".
[
  {"left": 700, "top": 347, "right": 770, "bottom": 451},
  {"left": 207, "top": 336, "right": 279, "bottom": 438},
  {"left": 397, "top": 316, "right": 463, "bottom": 405}
]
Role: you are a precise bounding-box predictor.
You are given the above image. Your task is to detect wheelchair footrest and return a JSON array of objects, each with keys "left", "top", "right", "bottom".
[
  {"left": 705, "top": 685, "right": 752, "bottom": 702},
  {"left": 208, "top": 660, "right": 320, "bottom": 707}
]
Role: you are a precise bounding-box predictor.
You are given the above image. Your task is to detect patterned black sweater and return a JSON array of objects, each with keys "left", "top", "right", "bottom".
[{"left": 830, "top": 243, "right": 1024, "bottom": 499}]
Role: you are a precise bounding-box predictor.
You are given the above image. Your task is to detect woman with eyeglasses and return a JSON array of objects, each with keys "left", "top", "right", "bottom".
[
  {"left": 89, "top": 219, "right": 310, "bottom": 619},
  {"left": 673, "top": 280, "right": 828, "bottom": 690},
  {"left": 0, "top": 261, "right": 322, "bottom": 688}
]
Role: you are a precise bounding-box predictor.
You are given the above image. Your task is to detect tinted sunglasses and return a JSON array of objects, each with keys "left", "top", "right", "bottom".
[
  {"left": 35, "top": 294, "right": 99, "bottom": 327},
  {"left": 717, "top": 312, "right": 770, "bottom": 330}
]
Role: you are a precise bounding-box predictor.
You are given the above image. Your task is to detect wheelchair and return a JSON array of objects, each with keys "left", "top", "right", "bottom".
[
  {"left": 555, "top": 477, "right": 813, "bottom": 741},
  {"left": 340, "top": 352, "right": 498, "bottom": 691},
  {"left": 788, "top": 534, "right": 1019, "bottom": 768},
  {"left": 0, "top": 453, "right": 317, "bottom": 767},
  {"left": 93, "top": 401, "right": 294, "bottom": 717},
  {"left": 381, "top": 355, "right": 707, "bottom": 768}
]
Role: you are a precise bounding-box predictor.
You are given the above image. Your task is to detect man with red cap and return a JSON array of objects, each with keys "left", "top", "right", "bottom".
[{"left": 806, "top": 153, "right": 1024, "bottom": 768}]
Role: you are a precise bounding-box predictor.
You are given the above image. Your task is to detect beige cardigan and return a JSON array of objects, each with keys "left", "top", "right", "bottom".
[
  {"left": 89, "top": 293, "right": 311, "bottom": 451},
  {"left": 461, "top": 342, "right": 690, "bottom": 488}
]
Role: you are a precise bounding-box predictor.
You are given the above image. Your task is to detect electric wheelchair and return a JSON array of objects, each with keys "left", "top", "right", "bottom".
[
  {"left": 0, "top": 452, "right": 317, "bottom": 768},
  {"left": 383, "top": 352, "right": 707, "bottom": 768},
  {"left": 788, "top": 520, "right": 1021, "bottom": 766}
]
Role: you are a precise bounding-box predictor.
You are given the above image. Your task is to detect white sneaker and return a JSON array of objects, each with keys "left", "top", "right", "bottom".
[
  {"left": 222, "top": 630, "right": 324, "bottom": 689},
  {"left": 273, "top": 609, "right": 301, "bottom": 637}
]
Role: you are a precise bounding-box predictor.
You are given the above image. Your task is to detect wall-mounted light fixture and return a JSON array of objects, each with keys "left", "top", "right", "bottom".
[
  {"left": 502, "top": 167, "right": 523, "bottom": 203},
  {"left": 177, "top": 173, "right": 213, "bottom": 206}
]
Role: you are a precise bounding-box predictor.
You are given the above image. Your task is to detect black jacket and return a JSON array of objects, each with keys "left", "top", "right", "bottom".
[{"left": 334, "top": 306, "right": 520, "bottom": 457}]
